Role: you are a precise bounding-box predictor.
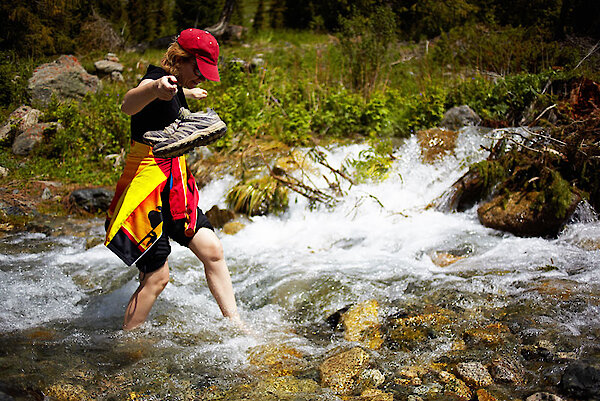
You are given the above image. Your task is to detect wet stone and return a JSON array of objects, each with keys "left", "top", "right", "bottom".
[
  {"left": 455, "top": 362, "right": 493, "bottom": 387},
  {"left": 559, "top": 360, "right": 600, "bottom": 400},
  {"left": 489, "top": 354, "right": 526, "bottom": 385},
  {"left": 247, "top": 343, "right": 307, "bottom": 377},
  {"left": 222, "top": 221, "right": 245, "bottom": 235},
  {"left": 417, "top": 128, "right": 459, "bottom": 163},
  {"left": 463, "top": 322, "right": 511, "bottom": 346},
  {"left": 388, "top": 312, "right": 452, "bottom": 350},
  {"left": 476, "top": 388, "right": 498, "bottom": 401},
  {"left": 356, "top": 368, "right": 385, "bottom": 393},
  {"left": 342, "top": 300, "right": 384, "bottom": 350},
  {"left": 521, "top": 340, "right": 556, "bottom": 362},
  {"left": 438, "top": 371, "right": 472, "bottom": 401},
  {"left": 525, "top": 393, "right": 564, "bottom": 401},
  {"left": 205, "top": 205, "right": 236, "bottom": 228},
  {"left": 357, "top": 388, "right": 394, "bottom": 401},
  {"left": 319, "top": 347, "right": 370, "bottom": 395}
]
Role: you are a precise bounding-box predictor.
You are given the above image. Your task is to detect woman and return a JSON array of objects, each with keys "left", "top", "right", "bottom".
[{"left": 105, "top": 28, "right": 243, "bottom": 331}]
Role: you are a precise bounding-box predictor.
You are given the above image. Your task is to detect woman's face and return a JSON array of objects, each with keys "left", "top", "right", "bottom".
[{"left": 178, "top": 59, "right": 205, "bottom": 88}]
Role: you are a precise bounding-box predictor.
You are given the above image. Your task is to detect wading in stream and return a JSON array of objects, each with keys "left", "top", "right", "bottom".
[{"left": 104, "top": 28, "right": 244, "bottom": 331}]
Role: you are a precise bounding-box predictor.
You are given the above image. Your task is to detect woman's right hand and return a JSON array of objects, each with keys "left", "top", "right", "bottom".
[{"left": 154, "top": 76, "right": 179, "bottom": 100}]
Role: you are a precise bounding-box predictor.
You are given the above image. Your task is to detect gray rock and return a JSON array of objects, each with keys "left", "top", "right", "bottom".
[
  {"left": 526, "top": 393, "right": 564, "bottom": 401},
  {"left": 0, "top": 166, "right": 8, "bottom": 178},
  {"left": 11, "top": 122, "right": 57, "bottom": 156},
  {"left": 69, "top": 188, "right": 114, "bottom": 213},
  {"left": 110, "top": 71, "right": 124, "bottom": 82},
  {"left": 94, "top": 59, "right": 124, "bottom": 74},
  {"left": 0, "top": 105, "right": 42, "bottom": 142},
  {"left": 456, "top": 362, "right": 493, "bottom": 387},
  {"left": 28, "top": 55, "right": 101, "bottom": 107},
  {"left": 441, "top": 105, "right": 481, "bottom": 130}
]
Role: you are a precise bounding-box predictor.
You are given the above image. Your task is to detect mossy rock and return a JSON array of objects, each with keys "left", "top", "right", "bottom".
[{"left": 477, "top": 190, "right": 581, "bottom": 237}]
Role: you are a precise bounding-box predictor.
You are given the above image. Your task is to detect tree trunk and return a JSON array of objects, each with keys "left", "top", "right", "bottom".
[{"left": 205, "top": 0, "right": 236, "bottom": 37}]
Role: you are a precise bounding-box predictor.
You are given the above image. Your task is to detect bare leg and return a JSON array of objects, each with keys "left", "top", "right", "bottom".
[
  {"left": 188, "top": 228, "right": 243, "bottom": 325},
  {"left": 123, "top": 262, "right": 170, "bottom": 331}
]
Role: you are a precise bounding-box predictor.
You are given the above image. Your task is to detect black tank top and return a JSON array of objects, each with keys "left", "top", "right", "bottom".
[{"left": 130, "top": 65, "right": 189, "bottom": 143}]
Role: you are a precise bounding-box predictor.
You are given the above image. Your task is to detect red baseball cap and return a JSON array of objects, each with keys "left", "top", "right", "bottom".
[{"left": 177, "top": 28, "right": 220, "bottom": 82}]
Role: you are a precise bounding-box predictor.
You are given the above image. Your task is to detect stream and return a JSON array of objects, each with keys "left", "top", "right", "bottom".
[{"left": 1, "top": 127, "right": 599, "bottom": 400}]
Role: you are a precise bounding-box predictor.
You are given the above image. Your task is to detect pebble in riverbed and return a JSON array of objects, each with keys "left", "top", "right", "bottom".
[{"left": 455, "top": 361, "right": 494, "bottom": 387}]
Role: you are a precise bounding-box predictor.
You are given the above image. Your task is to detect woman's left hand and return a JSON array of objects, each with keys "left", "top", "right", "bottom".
[{"left": 184, "top": 87, "right": 208, "bottom": 100}]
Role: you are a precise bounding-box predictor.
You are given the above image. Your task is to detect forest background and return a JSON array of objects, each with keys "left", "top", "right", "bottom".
[{"left": 0, "top": 0, "right": 599, "bottom": 215}]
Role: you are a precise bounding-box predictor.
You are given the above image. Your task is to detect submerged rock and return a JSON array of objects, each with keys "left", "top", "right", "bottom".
[
  {"left": 247, "top": 343, "right": 307, "bottom": 377},
  {"left": 476, "top": 388, "right": 499, "bottom": 401},
  {"left": 455, "top": 362, "right": 493, "bottom": 387},
  {"left": 388, "top": 311, "right": 452, "bottom": 350},
  {"left": 463, "top": 322, "right": 511, "bottom": 346},
  {"left": 319, "top": 347, "right": 370, "bottom": 395},
  {"left": 222, "top": 221, "right": 245, "bottom": 235},
  {"left": 489, "top": 354, "right": 526, "bottom": 385},
  {"left": 438, "top": 370, "right": 472, "bottom": 401},
  {"left": 341, "top": 300, "right": 384, "bottom": 350},
  {"left": 526, "top": 393, "right": 564, "bottom": 401}
]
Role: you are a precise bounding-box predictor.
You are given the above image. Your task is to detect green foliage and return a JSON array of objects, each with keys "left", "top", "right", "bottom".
[
  {"left": 174, "top": 0, "right": 221, "bottom": 33},
  {"left": 349, "top": 138, "right": 395, "bottom": 183},
  {"left": 337, "top": 5, "right": 397, "bottom": 96},
  {"left": 226, "top": 175, "right": 289, "bottom": 215},
  {"left": 446, "top": 70, "right": 574, "bottom": 125},
  {"left": 400, "top": 88, "right": 447, "bottom": 134},
  {"left": 432, "top": 25, "right": 579, "bottom": 75},
  {"left": 394, "top": 0, "right": 479, "bottom": 40},
  {"left": 540, "top": 170, "right": 574, "bottom": 219},
  {"left": 24, "top": 90, "right": 130, "bottom": 185},
  {"left": 472, "top": 159, "right": 507, "bottom": 194},
  {"left": 0, "top": 52, "right": 36, "bottom": 115}
]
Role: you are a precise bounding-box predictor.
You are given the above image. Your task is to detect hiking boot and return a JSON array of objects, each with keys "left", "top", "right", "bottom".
[
  {"left": 141, "top": 108, "right": 191, "bottom": 146},
  {"left": 151, "top": 108, "right": 227, "bottom": 158}
]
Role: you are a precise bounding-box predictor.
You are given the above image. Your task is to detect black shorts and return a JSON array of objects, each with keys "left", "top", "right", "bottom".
[{"left": 136, "top": 189, "right": 213, "bottom": 273}]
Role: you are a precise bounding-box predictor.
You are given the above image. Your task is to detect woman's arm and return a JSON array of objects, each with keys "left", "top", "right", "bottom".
[
  {"left": 121, "top": 75, "right": 179, "bottom": 116},
  {"left": 183, "top": 87, "right": 208, "bottom": 100}
]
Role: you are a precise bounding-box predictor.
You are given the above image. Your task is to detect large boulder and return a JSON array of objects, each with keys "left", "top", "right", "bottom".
[
  {"left": 477, "top": 190, "right": 581, "bottom": 237},
  {"left": 28, "top": 55, "right": 101, "bottom": 106},
  {"left": 441, "top": 105, "right": 482, "bottom": 130}
]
